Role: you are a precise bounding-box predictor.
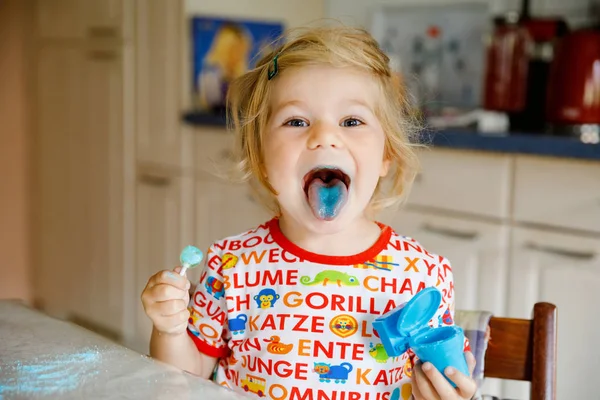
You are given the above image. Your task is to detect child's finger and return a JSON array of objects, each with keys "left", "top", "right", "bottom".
[
  {"left": 445, "top": 366, "right": 477, "bottom": 399},
  {"left": 421, "top": 362, "right": 455, "bottom": 399},
  {"left": 413, "top": 362, "right": 440, "bottom": 400},
  {"left": 157, "top": 270, "right": 191, "bottom": 290},
  {"left": 411, "top": 374, "right": 424, "bottom": 400},
  {"left": 149, "top": 284, "right": 188, "bottom": 302},
  {"left": 146, "top": 269, "right": 189, "bottom": 291},
  {"left": 411, "top": 378, "right": 423, "bottom": 400},
  {"left": 154, "top": 299, "right": 189, "bottom": 317},
  {"left": 465, "top": 351, "right": 476, "bottom": 376}
]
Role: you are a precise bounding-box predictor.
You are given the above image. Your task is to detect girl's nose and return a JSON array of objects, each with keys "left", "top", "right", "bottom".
[{"left": 306, "top": 122, "right": 344, "bottom": 150}]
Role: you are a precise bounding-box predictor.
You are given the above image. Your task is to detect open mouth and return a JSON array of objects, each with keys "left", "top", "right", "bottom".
[
  {"left": 302, "top": 167, "right": 351, "bottom": 221},
  {"left": 302, "top": 167, "right": 351, "bottom": 196}
]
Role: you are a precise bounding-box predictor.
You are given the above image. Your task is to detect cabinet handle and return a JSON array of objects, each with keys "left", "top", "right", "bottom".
[
  {"left": 138, "top": 173, "right": 171, "bottom": 187},
  {"left": 525, "top": 242, "right": 596, "bottom": 261},
  {"left": 88, "top": 50, "right": 119, "bottom": 60},
  {"left": 88, "top": 26, "right": 118, "bottom": 38},
  {"left": 421, "top": 224, "right": 479, "bottom": 241}
]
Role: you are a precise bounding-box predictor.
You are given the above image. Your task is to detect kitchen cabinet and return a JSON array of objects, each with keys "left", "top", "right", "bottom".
[
  {"left": 194, "top": 174, "right": 271, "bottom": 253},
  {"left": 193, "top": 128, "right": 272, "bottom": 249},
  {"left": 33, "top": 1, "right": 184, "bottom": 350},
  {"left": 192, "top": 128, "right": 235, "bottom": 175},
  {"left": 69, "top": 43, "right": 134, "bottom": 339},
  {"left": 135, "top": 0, "right": 184, "bottom": 168},
  {"left": 383, "top": 210, "right": 510, "bottom": 317},
  {"left": 35, "top": 0, "right": 84, "bottom": 39},
  {"left": 131, "top": 172, "right": 191, "bottom": 353},
  {"left": 84, "top": 0, "right": 132, "bottom": 38},
  {"left": 513, "top": 156, "right": 600, "bottom": 234},
  {"left": 35, "top": 45, "right": 83, "bottom": 319},
  {"left": 407, "top": 149, "right": 512, "bottom": 220},
  {"left": 505, "top": 227, "right": 600, "bottom": 400},
  {"left": 35, "top": 40, "right": 134, "bottom": 341},
  {"left": 397, "top": 149, "right": 600, "bottom": 400},
  {"left": 35, "top": 0, "right": 133, "bottom": 40}
]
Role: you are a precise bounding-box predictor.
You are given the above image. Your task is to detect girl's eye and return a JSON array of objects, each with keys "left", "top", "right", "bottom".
[
  {"left": 284, "top": 119, "right": 308, "bottom": 127},
  {"left": 341, "top": 118, "right": 363, "bottom": 127}
]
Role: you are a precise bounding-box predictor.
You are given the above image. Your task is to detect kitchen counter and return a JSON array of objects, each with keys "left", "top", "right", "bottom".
[
  {"left": 425, "top": 129, "right": 600, "bottom": 161},
  {"left": 0, "top": 301, "right": 248, "bottom": 400}
]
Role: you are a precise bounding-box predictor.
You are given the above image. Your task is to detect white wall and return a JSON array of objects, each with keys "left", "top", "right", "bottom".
[
  {"left": 185, "top": 0, "right": 326, "bottom": 27},
  {"left": 325, "top": 0, "right": 592, "bottom": 29}
]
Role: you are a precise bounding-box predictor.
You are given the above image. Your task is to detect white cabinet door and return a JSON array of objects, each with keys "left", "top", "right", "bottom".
[
  {"left": 84, "top": 0, "right": 132, "bottom": 39},
  {"left": 35, "top": 0, "right": 132, "bottom": 40},
  {"left": 506, "top": 228, "right": 600, "bottom": 400},
  {"left": 194, "top": 176, "right": 272, "bottom": 263},
  {"left": 35, "top": 43, "right": 134, "bottom": 341},
  {"left": 210, "top": 181, "right": 272, "bottom": 240},
  {"left": 35, "top": 45, "right": 84, "bottom": 319},
  {"left": 382, "top": 209, "right": 509, "bottom": 398},
  {"left": 513, "top": 156, "right": 600, "bottom": 234},
  {"left": 135, "top": 0, "right": 183, "bottom": 167},
  {"left": 69, "top": 44, "right": 133, "bottom": 340},
  {"left": 131, "top": 172, "right": 187, "bottom": 353},
  {"left": 406, "top": 149, "right": 512, "bottom": 220},
  {"left": 383, "top": 209, "right": 510, "bottom": 315},
  {"left": 35, "top": 0, "right": 85, "bottom": 39}
]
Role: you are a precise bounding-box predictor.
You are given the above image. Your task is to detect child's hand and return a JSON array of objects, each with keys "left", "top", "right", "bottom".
[
  {"left": 141, "top": 268, "right": 191, "bottom": 335},
  {"left": 411, "top": 351, "right": 477, "bottom": 400}
]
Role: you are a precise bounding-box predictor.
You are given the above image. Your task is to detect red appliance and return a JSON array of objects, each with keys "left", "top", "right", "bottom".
[
  {"left": 483, "top": 14, "right": 531, "bottom": 113},
  {"left": 546, "top": 14, "right": 600, "bottom": 136},
  {"left": 483, "top": 0, "right": 568, "bottom": 132}
]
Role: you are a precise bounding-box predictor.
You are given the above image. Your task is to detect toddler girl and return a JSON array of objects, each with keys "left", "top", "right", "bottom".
[{"left": 142, "top": 25, "right": 476, "bottom": 400}]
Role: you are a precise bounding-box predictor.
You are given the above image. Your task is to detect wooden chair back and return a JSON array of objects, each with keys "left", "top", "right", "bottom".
[{"left": 484, "top": 302, "right": 558, "bottom": 400}]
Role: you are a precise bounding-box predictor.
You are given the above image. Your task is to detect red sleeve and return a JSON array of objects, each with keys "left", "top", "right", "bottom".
[{"left": 187, "top": 330, "right": 229, "bottom": 358}]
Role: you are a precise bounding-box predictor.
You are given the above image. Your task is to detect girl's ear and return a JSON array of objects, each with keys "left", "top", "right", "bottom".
[{"left": 379, "top": 158, "right": 391, "bottom": 178}]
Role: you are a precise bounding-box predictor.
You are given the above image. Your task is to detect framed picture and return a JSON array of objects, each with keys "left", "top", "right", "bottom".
[
  {"left": 370, "top": 3, "right": 490, "bottom": 115},
  {"left": 191, "top": 16, "right": 284, "bottom": 114}
]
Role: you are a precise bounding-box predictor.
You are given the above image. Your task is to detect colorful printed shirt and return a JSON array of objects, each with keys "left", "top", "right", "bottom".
[{"left": 187, "top": 218, "right": 462, "bottom": 400}]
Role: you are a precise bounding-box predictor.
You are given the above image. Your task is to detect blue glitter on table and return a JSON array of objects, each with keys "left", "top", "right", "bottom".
[{"left": 0, "top": 300, "right": 250, "bottom": 399}]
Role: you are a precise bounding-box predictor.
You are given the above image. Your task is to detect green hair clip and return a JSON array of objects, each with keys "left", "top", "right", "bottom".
[{"left": 268, "top": 54, "right": 279, "bottom": 80}]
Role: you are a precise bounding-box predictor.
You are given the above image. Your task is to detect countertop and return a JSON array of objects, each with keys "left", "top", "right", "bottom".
[
  {"left": 427, "top": 129, "right": 600, "bottom": 161},
  {"left": 0, "top": 301, "right": 248, "bottom": 400}
]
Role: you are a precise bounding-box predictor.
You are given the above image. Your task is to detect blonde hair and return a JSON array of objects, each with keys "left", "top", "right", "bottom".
[{"left": 226, "top": 24, "right": 422, "bottom": 216}]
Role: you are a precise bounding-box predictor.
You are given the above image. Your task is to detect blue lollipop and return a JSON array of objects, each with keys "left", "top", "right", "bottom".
[{"left": 179, "top": 245, "right": 204, "bottom": 276}]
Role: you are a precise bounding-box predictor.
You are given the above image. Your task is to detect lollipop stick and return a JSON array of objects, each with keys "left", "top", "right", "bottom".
[{"left": 179, "top": 263, "right": 190, "bottom": 276}]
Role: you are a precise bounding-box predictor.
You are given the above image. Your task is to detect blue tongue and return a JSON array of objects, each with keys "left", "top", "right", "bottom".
[{"left": 307, "top": 178, "right": 348, "bottom": 220}]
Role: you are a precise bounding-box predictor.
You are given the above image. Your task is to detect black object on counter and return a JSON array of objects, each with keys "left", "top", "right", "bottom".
[
  {"left": 183, "top": 111, "right": 227, "bottom": 127},
  {"left": 483, "top": 0, "right": 568, "bottom": 133}
]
